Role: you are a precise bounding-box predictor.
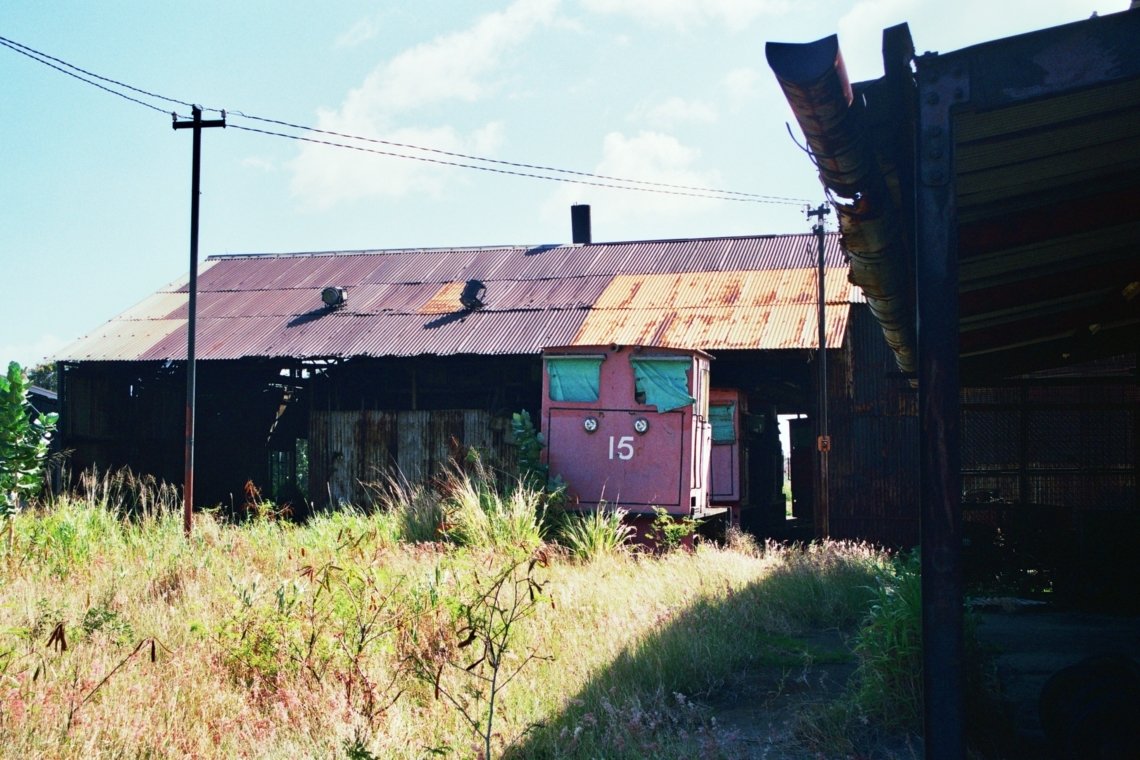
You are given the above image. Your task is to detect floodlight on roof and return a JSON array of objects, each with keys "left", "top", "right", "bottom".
[{"left": 321, "top": 286, "right": 347, "bottom": 308}]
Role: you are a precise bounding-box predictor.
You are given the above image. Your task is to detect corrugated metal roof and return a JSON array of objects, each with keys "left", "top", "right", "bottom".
[
  {"left": 59, "top": 234, "right": 856, "bottom": 362},
  {"left": 557, "top": 273, "right": 846, "bottom": 349},
  {"left": 57, "top": 319, "right": 185, "bottom": 362}
]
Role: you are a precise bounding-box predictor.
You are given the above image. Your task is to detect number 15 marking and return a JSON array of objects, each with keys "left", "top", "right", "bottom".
[{"left": 608, "top": 435, "right": 634, "bottom": 460}]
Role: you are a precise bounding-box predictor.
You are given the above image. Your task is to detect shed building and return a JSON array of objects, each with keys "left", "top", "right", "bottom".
[{"left": 55, "top": 229, "right": 917, "bottom": 538}]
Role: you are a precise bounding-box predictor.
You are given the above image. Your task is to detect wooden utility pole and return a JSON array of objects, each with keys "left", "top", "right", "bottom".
[
  {"left": 808, "top": 203, "right": 831, "bottom": 537},
  {"left": 173, "top": 105, "right": 225, "bottom": 536}
]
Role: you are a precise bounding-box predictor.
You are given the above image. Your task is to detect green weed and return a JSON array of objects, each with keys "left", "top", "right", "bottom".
[
  {"left": 440, "top": 462, "right": 546, "bottom": 551},
  {"left": 851, "top": 551, "right": 923, "bottom": 729},
  {"left": 555, "top": 505, "right": 635, "bottom": 562},
  {"left": 364, "top": 471, "right": 447, "bottom": 543},
  {"left": 645, "top": 507, "right": 701, "bottom": 552},
  {"left": 756, "top": 540, "right": 889, "bottom": 632}
]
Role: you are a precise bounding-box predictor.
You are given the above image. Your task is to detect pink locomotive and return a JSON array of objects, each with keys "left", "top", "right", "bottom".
[{"left": 541, "top": 345, "right": 744, "bottom": 530}]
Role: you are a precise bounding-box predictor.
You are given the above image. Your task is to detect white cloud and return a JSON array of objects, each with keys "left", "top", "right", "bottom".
[
  {"left": 290, "top": 0, "right": 558, "bottom": 208},
  {"left": 335, "top": 16, "right": 382, "bottom": 49},
  {"left": 543, "top": 131, "right": 723, "bottom": 229},
  {"left": 579, "top": 0, "right": 790, "bottom": 31},
  {"left": 292, "top": 124, "right": 501, "bottom": 208},
  {"left": 241, "top": 156, "right": 276, "bottom": 172},
  {"left": 470, "top": 121, "right": 507, "bottom": 155},
  {"left": 631, "top": 96, "right": 718, "bottom": 127},
  {"left": 836, "top": 0, "right": 919, "bottom": 81},
  {"left": 723, "top": 67, "right": 762, "bottom": 105},
  {"left": 349, "top": 0, "right": 558, "bottom": 113}
]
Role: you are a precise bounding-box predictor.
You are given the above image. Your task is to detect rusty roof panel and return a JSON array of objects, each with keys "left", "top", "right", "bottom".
[
  {"left": 346, "top": 309, "right": 588, "bottom": 357},
  {"left": 572, "top": 304, "right": 848, "bottom": 350},
  {"left": 130, "top": 309, "right": 592, "bottom": 361},
  {"left": 61, "top": 235, "right": 854, "bottom": 362},
  {"left": 192, "top": 255, "right": 302, "bottom": 292},
  {"left": 484, "top": 276, "right": 613, "bottom": 311},
  {"left": 574, "top": 268, "right": 853, "bottom": 350},
  {"left": 418, "top": 276, "right": 614, "bottom": 314},
  {"left": 594, "top": 269, "right": 853, "bottom": 311},
  {"left": 195, "top": 237, "right": 847, "bottom": 288},
  {"left": 341, "top": 282, "right": 434, "bottom": 314},
  {"left": 420, "top": 282, "right": 467, "bottom": 315}
]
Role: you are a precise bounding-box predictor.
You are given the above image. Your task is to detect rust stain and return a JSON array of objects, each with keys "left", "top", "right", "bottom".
[
  {"left": 648, "top": 311, "right": 677, "bottom": 346},
  {"left": 618, "top": 278, "right": 643, "bottom": 309},
  {"left": 721, "top": 279, "right": 742, "bottom": 306},
  {"left": 420, "top": 282, "right": 466, "bottom": 314}
]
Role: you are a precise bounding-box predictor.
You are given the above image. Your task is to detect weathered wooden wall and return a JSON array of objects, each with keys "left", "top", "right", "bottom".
[
  {"left": 309, "top": 409, "right": 517, "bottom": 507},
  {"left": 60, "top": 362, "right": 184, "bottom": 488}
]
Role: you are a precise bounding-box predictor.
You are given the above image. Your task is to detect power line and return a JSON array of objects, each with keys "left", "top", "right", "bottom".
[
  {"left": 231, "top": 111, "right": 804, "bottom": 204},
  {"left": 0, "top": 36, "right": 172, "bottom": 116},
  {"left": 230, "top": 123, "right": 784, "bottom": 204},
  {"left": 2, "top": 33, "right": 814, "bottom": 206}
]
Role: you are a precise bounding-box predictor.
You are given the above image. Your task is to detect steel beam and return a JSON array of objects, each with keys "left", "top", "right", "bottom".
[{"left": 915, "top": 54, "right": 968, "bottom": 760}]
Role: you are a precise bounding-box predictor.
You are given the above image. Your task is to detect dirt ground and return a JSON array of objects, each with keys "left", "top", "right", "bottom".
[
  {"left": 703, "top": 629, "right": 922, "bottom": 759},
  {"left": 972, "top": 603, "right": 1140, "bottom": 757},
  {"left": 702, "top": 604, "right": 1140, "bottom": 759}
]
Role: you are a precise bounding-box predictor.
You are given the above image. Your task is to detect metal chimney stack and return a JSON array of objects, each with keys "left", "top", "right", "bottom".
[{"left": 571, "top": 204, "right": 592, "bottom": 244}]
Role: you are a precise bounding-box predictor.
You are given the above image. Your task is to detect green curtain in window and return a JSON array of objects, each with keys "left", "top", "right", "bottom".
[
  {"left": 709, "top": 403, "right": 736, "bottom": 443},
  {"left": 631, "top": 358, "right": 696, "bottom": 412},
  {"left": 547, "top": 357, "right": 602, "bottom": 402}
]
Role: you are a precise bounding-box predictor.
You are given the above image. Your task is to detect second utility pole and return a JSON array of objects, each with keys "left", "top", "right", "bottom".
[
  {"left": 173, "top": 105, "right": 225, "bottom": 537},
  {"left": 808, "top": 203, "right": 831, "bottom": 537}
]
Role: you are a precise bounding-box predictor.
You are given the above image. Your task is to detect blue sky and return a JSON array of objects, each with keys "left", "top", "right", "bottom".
[{"left": 0, "top": 0, "right": 1108, "bottom": 369}]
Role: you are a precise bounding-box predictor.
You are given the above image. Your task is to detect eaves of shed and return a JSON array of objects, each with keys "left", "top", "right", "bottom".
[{"left": 768, "top": 8, "right": 1140, "bottom": 383}]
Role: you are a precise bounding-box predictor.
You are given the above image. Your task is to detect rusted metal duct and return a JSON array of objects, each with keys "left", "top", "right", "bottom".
[{"left": 767, "top": 36, "right": 916, "bottom": 374}]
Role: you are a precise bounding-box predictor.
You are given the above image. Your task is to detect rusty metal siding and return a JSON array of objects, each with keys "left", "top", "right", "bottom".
[
  {"left": 59, "top": 362, "right": 186, "bottom": 493},
  {"left": 827, "top": 413, "right": 920, "bottom": 546},
  {"left": 847, "top": 307, "right": 918, "bottom": 417},
  {"left": 827, "top": 305, "right": 921, "bottom": 546}
]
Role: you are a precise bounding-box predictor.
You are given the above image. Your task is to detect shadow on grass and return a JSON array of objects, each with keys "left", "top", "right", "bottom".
[{"left": 504, "top": 575, "right": 856, "bottom": 760}]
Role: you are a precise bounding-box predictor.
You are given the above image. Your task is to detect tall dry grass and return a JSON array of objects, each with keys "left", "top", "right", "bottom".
[{"left": 0, "top": 476, "right": 903, "bottom": 759}]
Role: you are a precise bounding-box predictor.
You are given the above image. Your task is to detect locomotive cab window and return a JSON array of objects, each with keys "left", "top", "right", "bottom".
[
  {"left": 630, "top": 357, "right": 696, "bottom": 412},
  {"left": 709, "top": 403, "right": 736, "bottom": 443},
  {"left": 546, "top": 356, "right": 603, "bottom": 402}
]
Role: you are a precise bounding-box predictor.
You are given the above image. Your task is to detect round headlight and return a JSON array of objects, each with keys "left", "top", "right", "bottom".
[
  {"left": 583, "top": 416, "right": 599, "bottom": 433},
  {"left": 633, "top": 417, "right": 649, "bottom": 434}
]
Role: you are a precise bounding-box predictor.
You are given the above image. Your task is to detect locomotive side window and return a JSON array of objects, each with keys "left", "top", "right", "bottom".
[
  {"left": 710, "top": 403, "right": 736, "bottom": 443},
  {"left": 546, "top": 356, "right": 603, "bottom": 402},
  {"left": 630, "top": 357, "right": 696, "bottom": 412}
]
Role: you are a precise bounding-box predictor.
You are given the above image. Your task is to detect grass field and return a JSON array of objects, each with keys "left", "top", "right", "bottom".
[{"left": 0, "top": 475, "right": 918, "bottom": 759}]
